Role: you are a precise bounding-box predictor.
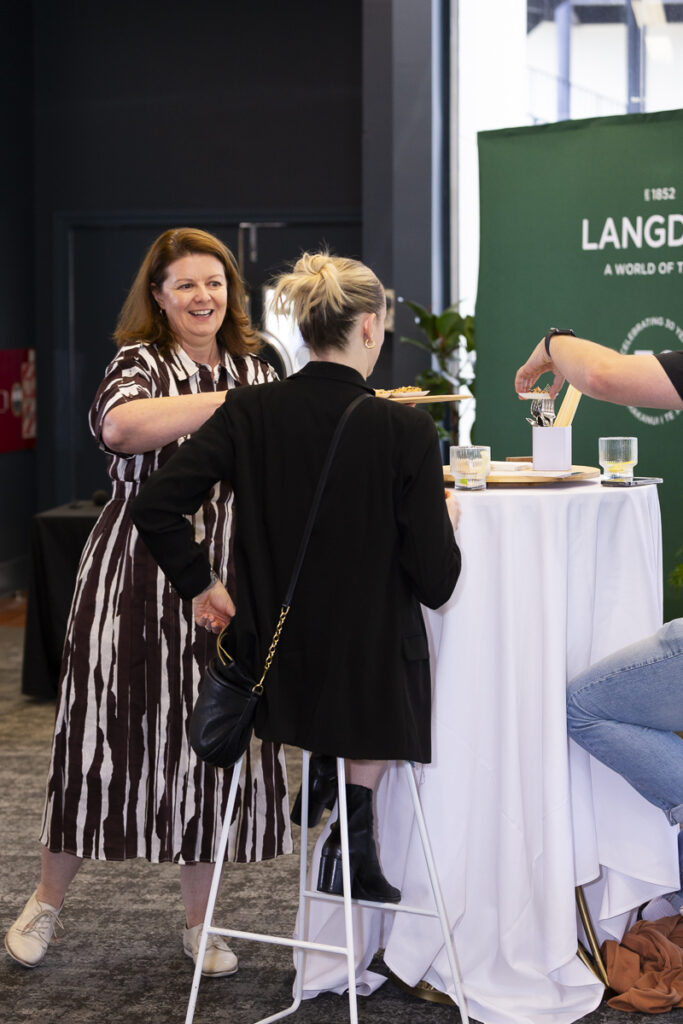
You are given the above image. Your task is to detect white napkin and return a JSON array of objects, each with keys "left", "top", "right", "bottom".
[{"left": 490, "top": 461, "right": 532, "bottom": 472}]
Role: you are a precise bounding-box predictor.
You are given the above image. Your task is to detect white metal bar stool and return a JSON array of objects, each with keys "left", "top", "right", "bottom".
[{"left": 185, "top": 751, "right": 470, "bottom": 1024}]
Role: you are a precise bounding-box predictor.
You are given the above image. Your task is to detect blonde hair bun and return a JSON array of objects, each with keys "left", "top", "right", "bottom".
[{"left": 272, "top": 251, "right": 384, "bottom": 353}]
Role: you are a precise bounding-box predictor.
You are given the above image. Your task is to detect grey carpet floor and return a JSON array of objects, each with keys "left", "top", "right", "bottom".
[{"left": 0, "top": 625, "right": 677, "bottom": 1024}]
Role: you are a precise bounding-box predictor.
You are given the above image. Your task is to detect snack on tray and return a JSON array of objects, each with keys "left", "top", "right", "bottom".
[
  {"left": 518, "top": 386, "right": 552, "bottom": 399},
  {"left": 375, "top": 385, "right": 425, "bottom": 397}
]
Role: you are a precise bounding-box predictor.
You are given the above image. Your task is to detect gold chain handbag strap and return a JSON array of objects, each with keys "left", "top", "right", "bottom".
[
  {"left": 256, "top": 604, "right": 290, "bottom": 693},
  {"left": 215, "top": 604, "right": 289, "bottom": 696}
]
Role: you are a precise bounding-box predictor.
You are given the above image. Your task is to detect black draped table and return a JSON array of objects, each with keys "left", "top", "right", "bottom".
[{"left": 22, "top": 501, "right": 101, "bottom": 698}]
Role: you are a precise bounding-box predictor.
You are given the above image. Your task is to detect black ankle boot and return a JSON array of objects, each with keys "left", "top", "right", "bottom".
[
  {"left": 291, "top": 755, "right": 338, "bottom": 827},
  {"left": 317, "top": 784, "right": 401, "bottom": 903}
]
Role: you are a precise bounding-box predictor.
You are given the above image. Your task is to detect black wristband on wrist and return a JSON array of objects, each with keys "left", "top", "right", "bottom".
[{"left": 544, "top": 328, "right": 576, "bottom": 358}]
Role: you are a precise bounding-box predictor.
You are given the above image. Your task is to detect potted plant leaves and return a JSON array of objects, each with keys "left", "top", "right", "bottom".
[{"left": 399, "top": 298, "right": 475, "bottom": 448}]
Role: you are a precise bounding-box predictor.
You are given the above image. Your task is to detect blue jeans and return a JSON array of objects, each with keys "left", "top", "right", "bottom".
[{"left": 566, "top": 618, "right": 683, "bottom": 905}]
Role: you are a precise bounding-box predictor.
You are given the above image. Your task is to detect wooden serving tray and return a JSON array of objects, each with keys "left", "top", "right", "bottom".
[
  {"left": 443, "top": 465, "right": 600, "bottom": 486},
  {"left": 380, "top": 393, "right": 470, "bottom": 404}
]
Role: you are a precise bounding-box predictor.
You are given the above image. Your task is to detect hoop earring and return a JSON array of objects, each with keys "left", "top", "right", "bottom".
[{"left": 363, "top": 335, "right": 376, "bottom": 350}]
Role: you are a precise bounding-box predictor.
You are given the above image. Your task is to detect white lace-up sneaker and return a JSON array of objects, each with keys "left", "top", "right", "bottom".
[
  {"left": 5, "top": 891, "right": 63, "bottom": 967},
  {"left": 183, "top": 924, "right": 238, "bottom": 977}
]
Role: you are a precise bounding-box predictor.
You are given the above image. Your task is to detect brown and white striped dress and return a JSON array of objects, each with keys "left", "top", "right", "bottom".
[{"left": 40, "top": 342, "right": 292, "bottom": 864}]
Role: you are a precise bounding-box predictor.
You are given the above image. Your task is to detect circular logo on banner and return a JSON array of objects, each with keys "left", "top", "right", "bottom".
[{"left": 619, "top": 317, "right": 683, "bottom": 426}]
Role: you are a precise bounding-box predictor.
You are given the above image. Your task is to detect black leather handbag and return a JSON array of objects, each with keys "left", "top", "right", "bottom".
[
  {"left": 189, "top": 646, "right": 264, "bottom": 770},
  {"left": 190, "top": 393, "right": 370, "bottom": 769}
]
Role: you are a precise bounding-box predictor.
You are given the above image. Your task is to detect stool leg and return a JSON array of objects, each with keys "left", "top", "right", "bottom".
[
  {"left": 251, "top": 754, "right": 310, "bottom": 1024},
  {"left": 575, "top": 885, "right": 609, "bottom": 987},
  {"left": 185, "top": 754, "right": 244, "bottom": 1024},
  {"left": 336, "top": 758, "right": 359, "bottom": 1024},
  {"left": 290, "top": 750, "right": 311, "bottom": 1011},
  {"left": 402, "top": 761, "right": 470, "bottom": 1024}
]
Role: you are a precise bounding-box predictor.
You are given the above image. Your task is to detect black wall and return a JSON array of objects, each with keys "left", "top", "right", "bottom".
[
  {"left": 1, "top": 0, "right": 441, "bottom": 591},
  {"left": 0, "top": 3, "right": 36, "bottom": 593},
  {"left": 31, "top": 0, "right": 363, "bottom": 509},
  {"left": 33, "top": 2, "right": 362, "bottom": 214}
]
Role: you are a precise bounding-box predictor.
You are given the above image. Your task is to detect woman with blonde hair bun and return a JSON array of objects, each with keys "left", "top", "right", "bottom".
[{"left": 131, "top": 251, "right": 462, "bottom": 904}]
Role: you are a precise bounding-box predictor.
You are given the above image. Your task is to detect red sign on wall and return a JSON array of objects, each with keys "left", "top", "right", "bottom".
[{"left": 0, "top": 348, "right": 36, "bottom": 453}]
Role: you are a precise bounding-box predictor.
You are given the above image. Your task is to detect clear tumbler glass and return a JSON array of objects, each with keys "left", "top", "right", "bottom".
[
  {"left": 450, "top": 446, "right": 488, "bottom": 490},
  {"left": 598, "top": 436, "right": 638, "bottom": 482}
]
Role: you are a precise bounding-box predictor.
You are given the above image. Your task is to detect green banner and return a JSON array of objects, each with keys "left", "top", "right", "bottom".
[{"left": 475, "top": 109, "right": 683, "bottom": 621}]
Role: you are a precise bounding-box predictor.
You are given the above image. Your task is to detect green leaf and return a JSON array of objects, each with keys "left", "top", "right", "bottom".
[
  {"left": 399, "top": 300, "right": 474, "bottom": 357},
  {"left": 669, "top": 564, "right": 683, "bottom": 591},
  {"left": 670, "top": 546, "right": 683, "bottom": 591},
  {"left": 398, "top": 334, "right": 434, "bottom": 355},
  {"left": 397, "top": 297, "right": 476, "bottom": 443},
  {"left": 402, "top": 300, "right": 439, "bottom": 342},
  {"left": 415, "top": 369, "right": 451, "bottom": 395},
  {"left": 402, "top": 298, "right": 431, "bottom": 319},
  {"left": 436, "top": 309, "right": 466, "bottom": 342},
  {"left": 463, "top": 314, "right": 476, "bottom": 352}
]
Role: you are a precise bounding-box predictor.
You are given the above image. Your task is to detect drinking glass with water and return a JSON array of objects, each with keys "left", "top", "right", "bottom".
[{"left": 598, "top": 436, "right": 638, "bottom": 482}]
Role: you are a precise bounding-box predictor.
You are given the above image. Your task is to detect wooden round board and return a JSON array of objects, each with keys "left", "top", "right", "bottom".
[{"left": 443, "top": 465, "right": 600, "bottom": 486}]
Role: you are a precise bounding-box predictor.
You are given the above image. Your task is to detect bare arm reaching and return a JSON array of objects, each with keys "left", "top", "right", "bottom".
[
  {"left": 515, "top": 334, "right": 683, "bottom": 410},
  {"left": 101, "top": 391, "right": 227, "bottom": 455}
]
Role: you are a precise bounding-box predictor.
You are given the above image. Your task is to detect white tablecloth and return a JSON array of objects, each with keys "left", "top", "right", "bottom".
[{"left": 299, "top": 480, "right": 679, "bottom": 1024}]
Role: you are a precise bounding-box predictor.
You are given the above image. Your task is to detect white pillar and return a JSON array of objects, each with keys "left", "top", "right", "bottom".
[{"left": 453, "top": 0, "right": 528, "bottom": 314}]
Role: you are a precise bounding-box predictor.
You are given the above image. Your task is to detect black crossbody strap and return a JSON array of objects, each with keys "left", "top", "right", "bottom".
[{"left": 283, "top": 392, "right": 371, "bottom": 606}]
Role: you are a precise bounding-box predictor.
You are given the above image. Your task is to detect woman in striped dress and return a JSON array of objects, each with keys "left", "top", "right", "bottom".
[{"left": 5, "top": 228, "right": 291, "bottom": 977}]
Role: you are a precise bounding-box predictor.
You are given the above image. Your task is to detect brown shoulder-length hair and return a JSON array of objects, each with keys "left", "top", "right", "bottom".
[{"left": 113, "top": 227, "right": 260, "bottom": 357}]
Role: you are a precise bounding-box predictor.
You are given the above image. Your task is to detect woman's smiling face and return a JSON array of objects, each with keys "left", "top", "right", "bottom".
[{"left": 152, "top": 253, "right": 228, "bottom": 350}]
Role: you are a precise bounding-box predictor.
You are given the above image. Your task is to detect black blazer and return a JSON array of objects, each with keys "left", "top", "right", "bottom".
[{"left": 131, "top": 361, "right": 461, "bottom": 762}]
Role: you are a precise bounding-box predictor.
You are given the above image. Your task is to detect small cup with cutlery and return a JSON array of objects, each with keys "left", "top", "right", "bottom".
[
  {"left": 532, "top": 425, "right": 572, "bottom": 471},
  {"left": 521, "top": 384, "right": 580, "bottom": 472}
]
